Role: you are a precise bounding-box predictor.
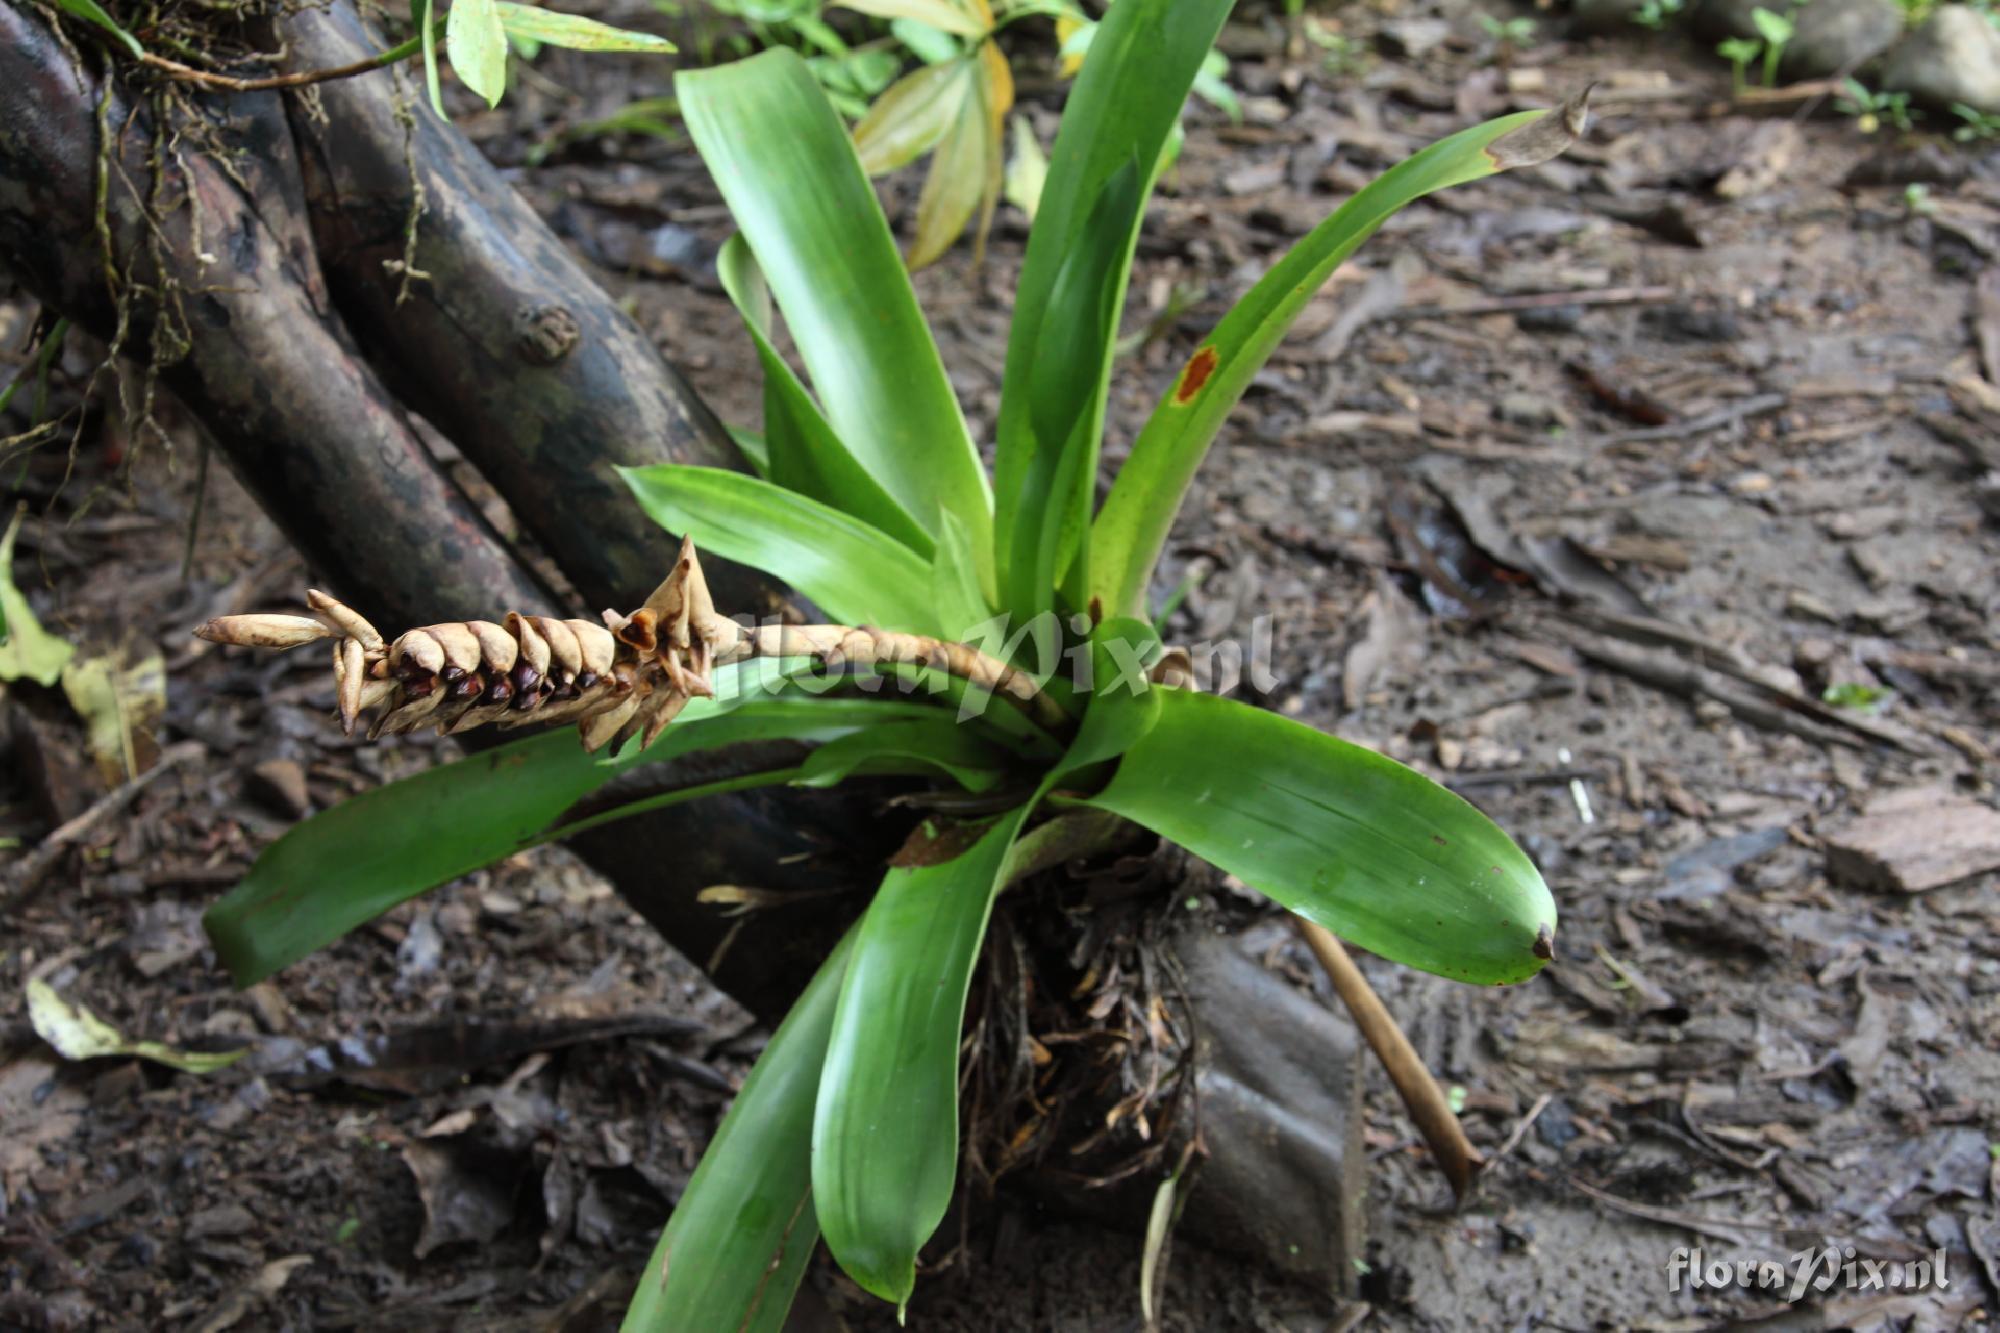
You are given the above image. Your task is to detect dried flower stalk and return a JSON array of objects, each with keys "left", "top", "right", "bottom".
[{"left": 196, "top": 537, "right": 1063, "bottom": 752}]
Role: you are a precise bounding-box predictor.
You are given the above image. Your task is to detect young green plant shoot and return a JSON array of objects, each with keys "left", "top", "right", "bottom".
[{"left": 196, "top": 4, "right": 1586, "bottom": 1326}]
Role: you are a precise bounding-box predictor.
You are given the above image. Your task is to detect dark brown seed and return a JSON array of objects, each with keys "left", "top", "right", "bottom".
[
  {"left": 485, "top": 676, "right": 514, "bottom": 704},
  {"left": 575, "top": 670, "right": 599, "bottom": 691},
  {"left": 441, "top": 665, "right": 466, "bottom": 684},
  {"left": 509, "top": 662, "right": 540, "bottom": 695},
  {"left": 404, "top": 677, "right": 435, "bottom": 699},
  {"left": 451, "top": 673, "right": 483, "bottom": 699}
]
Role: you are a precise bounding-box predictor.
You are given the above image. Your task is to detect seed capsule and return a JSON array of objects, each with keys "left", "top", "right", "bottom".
[
  {"left": 305, "top": 590, "right": 385, "bottom": 653},
  {"left": 580, "top": 694, "right": 642, "bottom": 753},
  {"left": 507, "top": 613, "right": 551, "bottom": 677},
  {"left": 569, "top": 620, "right": 615, "bottom": 678},
  {"left": 427, "top": 622, "right": 484, "bottom": 675},
  {"left": 194, "top": 614, "right": 336, "bottom": 649},
  {"left": 390, "top": 630, "right": 445, "bottom": 675},
  {"left": 535, "top": 617, "right": 583, "bottom": 682},
  {"left": 337, "top": 638, "right": 365, "bottom": 735},
  {"left": 465, "top": 621, "right": 517, "bottom": 675}
]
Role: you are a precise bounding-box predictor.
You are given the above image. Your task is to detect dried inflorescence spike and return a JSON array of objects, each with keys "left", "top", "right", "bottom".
[{"left": 193, "top": 539, "right": 1063, "bottom": 754}]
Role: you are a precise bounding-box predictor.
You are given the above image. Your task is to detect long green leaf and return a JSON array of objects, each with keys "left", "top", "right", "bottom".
[
  {"left": 623, "top": 931, "right": 855, "bottom": 1333},
  {"left": 796, "top": 717, "right": 1009, "bottom": 791},
  {"left": 990, "top": 0, "right": 1232, "bottom": 626},
  {"left": 204, "top": 695, "right": 931, "bottom": 985},
  {"left": 50, "top": 0, "right": 143, "bottom": 56},
  {"left": 811, "top": 807, "right": 1030, "bottom": 1307},
  {"left": 806, "top": 618, "right": 1156, "bottom": 1309},
  {"left": 716, "top": 237, "right": 933, "bottom": 556},
  {"left": 494, "top": 2, "right": 677, "bottom": 51},
  {"left": 417, "top": 0, "right": 447, "bottom": 117},
  {"left": 1089, "top": 96, "right": 1591, "bottom": 617},
  {"left": 929, "top": 506, "right": 992, "bottom": 643},
  {"left": 1082, "top": 690, "right": 1557, "bottom": 984},
  {"left": 677, "top": 50, "right": 990, "bottom": 552},
  {"left": 619, "top": 464, "right": 940, "bottom": 634}
]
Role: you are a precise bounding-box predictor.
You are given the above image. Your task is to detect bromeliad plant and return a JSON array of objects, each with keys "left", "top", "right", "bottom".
[{"left": 196, "top": 3, "right": 1585, "bottom": 1325}]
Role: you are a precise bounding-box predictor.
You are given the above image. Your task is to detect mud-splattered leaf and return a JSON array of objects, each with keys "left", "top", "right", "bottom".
[{"left": 28, "top": 979, "right": 247, "bottom": 1075}]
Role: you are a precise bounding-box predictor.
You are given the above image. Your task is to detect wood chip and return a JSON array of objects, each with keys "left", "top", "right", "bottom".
[{"left": 1824, "top": 786, "right": 2000, "bottom": 893}]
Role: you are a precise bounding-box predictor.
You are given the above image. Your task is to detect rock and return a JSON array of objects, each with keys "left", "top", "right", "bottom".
[
  {"left": 1378, "top": 17, "right": 1452, "bottom": 57},
  {"left": 1572, "top": 0, "right": 1646, "bottom": 36},
  {"left": 1824, "top": 785, "right": 2000, "bottom": 893},
  {"left": 1784, "top": 0, "right": 1903, "bottom": 76},
  {"left": 1881, "top": 6, "right": 2000, "bottom": 114},
  {"left": 1495, "top": 391, "right": 1576, "bottom": 431},
  {"left": 248, "top": 758, "right": 310, "bottom": 819}
]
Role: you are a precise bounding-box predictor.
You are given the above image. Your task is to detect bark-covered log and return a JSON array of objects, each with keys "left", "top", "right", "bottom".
[
  {"left": 0, "top": 0, "right": 874, "bottom": 1021},
  {"left": 0, "top": 4, "right": 547, "bottom": 625},
  {"left": 273, "top": 1, "right": 771, "bottom": 618}
]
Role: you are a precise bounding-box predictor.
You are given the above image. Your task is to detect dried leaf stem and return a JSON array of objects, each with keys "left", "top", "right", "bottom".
[{"left": 1292, "top": 917, "right": 1483, "bottom": 1200}]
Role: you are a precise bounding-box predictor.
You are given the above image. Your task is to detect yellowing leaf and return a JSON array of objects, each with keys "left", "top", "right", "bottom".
[
  {"left": 0, "top": 506, "right": 74, "bottom": 687},
  {"left": 494, "top": 2, "right": 676, "bottom": 52},
  {"left": 832, "top": 0, "right": 987, "bottom": 38},
  {"left": 1003, "top": 114, "right": 1048, "bottom": 221},
  {"left": 1055, "top": 15, "right": 1091, "bottom": 77},
  {"left": 853, "top": 60, "right": 971, "bottom": 176},
  {"left": 61, "top": 647, "right": 165, "bottom": 784},
  {"left": 907, "top": 64, "right": 987, "bottom": 270},
  {"left": 447, "top": 0, "right": 510, "bottom": 107},
  {"left": 28, "top": 979, "right": 248, "bottom": 1075},
  {"left": 970, "top": 38, "right": 1012, "bottom": 263}
]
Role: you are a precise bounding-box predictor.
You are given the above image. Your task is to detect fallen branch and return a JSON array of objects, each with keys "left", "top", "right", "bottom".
[{"left": 1293, "top": 918, "right": 1482, "bottom": 1201}]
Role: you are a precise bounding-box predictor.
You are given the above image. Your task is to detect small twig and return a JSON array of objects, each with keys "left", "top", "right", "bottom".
[
  {"left": 1488, "top": 1091, "right": 1552, "bottom": 1166},
  {"left": 1594, "top": 392, "right": 1786, "bottom": 446},
  {"left": 1566, "top": 1176, "right": 1764, "bottom": 1248},
  {"left": 1389, "top": 285, "right": 1675, "bottom": 322},
  {"left": 3, "top": 741, "right": 205, "bottom": 913},
  {"left": 1292, "top": 918, "right": 1482, "bottom": 1201},
  {"left": 1444, "top": 765, "right": 1601, "bottom": 792}
]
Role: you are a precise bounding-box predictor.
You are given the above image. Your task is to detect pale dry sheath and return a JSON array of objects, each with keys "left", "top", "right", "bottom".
[{"left": 195, "top": 538, "right": 1061, "bottom": 751}]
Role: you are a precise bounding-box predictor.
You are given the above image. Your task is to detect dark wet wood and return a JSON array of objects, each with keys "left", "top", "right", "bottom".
[
  {"left": 272, "top": 2, "right": 770, "bottom": 618},
  {"left": 0, "top": 1, "right": 548, "bottom": 630}
]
